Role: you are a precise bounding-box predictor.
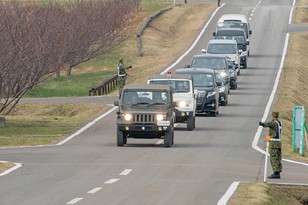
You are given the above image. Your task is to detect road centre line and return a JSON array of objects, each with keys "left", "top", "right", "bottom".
[
  {"left": 104, "top": 178, "right": 120, "bottom": 184},
  {"left": 87, "top": 187, "right": 102, "bottom": 194},
  {"left": 119, "top": 169, "right": 132, "bottom": 176},
  {"left": 65, "top": 197, "right": 83, "bottom": 205}
]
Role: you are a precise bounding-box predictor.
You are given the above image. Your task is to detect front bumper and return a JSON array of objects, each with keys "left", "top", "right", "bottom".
[{"left": 118, "top": 123, "right": 171, "bottom": 138}]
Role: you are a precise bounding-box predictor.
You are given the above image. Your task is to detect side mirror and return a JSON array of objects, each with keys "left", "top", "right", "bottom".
[
  {"left": 249, "top": 30, "right": 252, "bottom": 35},
  {"left": 172, "top": 102, "right": 177, "bottom": 107},
  {"left": 114, "top": 101, "right": 119, "bottom": 106},
  {"left": 246, "top": 40, "right": 250, "bottom": 45},
  {"left": 201, "top": 49, "right": 207, "bottom": 53},
  {"left": 238, "top": 49, "right": 243, "bottom": 54},
  {"left": 185, "top": 65, "right": 190, "bottom": 68},
  {"left": 213, "top": 32, "right": 216, "bottom": 37}
]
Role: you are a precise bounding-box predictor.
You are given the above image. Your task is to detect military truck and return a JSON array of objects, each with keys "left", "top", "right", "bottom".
[
  {"left": 114, "top": 84, "right": 175, "bottom": 147},
  {"left": 147, "top": 73, "right": 196, "bottom": 130}
]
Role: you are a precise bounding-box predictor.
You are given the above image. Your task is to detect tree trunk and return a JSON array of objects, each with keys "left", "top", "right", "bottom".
[{"left": 0, "top": 116, "right": 6, "bottom": 127}]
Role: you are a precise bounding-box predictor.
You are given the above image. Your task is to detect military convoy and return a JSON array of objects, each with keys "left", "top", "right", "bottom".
[{"left": 114, "top": 13, "right": 251, "bottom": 147}]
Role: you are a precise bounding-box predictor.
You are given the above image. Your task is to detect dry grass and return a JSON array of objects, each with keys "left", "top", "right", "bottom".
[
  {"left": 228, "top": 183, "right": 271, "bottom": 205},
  {"left": 0, "top": 161, "right": 14, "bottom": 174},
  {"left": 294, "top": 0, "right": 308, "bottom": 24},
  {"left": 115, "top": 4, "right": 215, "bottom": 85}
]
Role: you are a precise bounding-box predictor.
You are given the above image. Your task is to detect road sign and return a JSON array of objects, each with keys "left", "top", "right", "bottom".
[{"left": 292, "top": 106, "right": 306, "bottom": 156}]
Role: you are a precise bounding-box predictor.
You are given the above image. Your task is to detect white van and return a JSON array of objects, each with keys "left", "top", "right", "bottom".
[{"left": 216, "top": 14, "right": 252, "bottom": 39}]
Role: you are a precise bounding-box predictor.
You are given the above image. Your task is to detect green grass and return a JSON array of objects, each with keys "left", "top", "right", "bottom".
[
  {"left": 25, "top": 71, "right": 116, "bottom": 97},
  {"left": 139, "top": 0, "right": 172, "bottom": 12}
]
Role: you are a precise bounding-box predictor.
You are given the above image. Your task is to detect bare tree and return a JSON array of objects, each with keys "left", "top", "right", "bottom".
[{"left": 0, "top": 0, "right": 140, "bottom": 116}]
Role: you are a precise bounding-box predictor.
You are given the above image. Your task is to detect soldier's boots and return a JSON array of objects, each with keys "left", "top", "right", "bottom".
[{"left": 268, "top": 172, "right": 280, "bottom": 179}]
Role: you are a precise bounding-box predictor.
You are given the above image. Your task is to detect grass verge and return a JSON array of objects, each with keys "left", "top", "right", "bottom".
[{"left": 0, "top": 103, "right": 108, "bottom": 147}]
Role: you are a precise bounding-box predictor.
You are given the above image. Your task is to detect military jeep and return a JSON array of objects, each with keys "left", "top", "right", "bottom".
[
  {"left": 147, "top": 74, "right": 196, "bottom": 130},
  {"left": 114, "top": 84, "right": 175, "bottom": 147}
]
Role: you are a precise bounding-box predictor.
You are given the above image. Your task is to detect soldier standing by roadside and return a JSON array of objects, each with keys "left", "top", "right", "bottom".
[
  {"left": 259, "top": 111, "right": 283, "bottom": 179},
  {"left": 117, "top": 58, "right": 132, "bottom": 98}
]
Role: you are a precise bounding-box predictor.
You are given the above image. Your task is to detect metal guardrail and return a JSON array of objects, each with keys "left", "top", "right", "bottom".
[{"left": 89, "top": 74, "right": 118, "bottom": 96}]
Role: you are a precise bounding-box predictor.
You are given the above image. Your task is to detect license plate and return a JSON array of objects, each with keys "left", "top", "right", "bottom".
[{"left": 157, "top": 121, "right": 170, "bottom": 126}]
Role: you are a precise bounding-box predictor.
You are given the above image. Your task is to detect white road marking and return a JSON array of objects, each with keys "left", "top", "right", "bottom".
[
  {"left": 104, "top": 178, "right": 120, "bottom": 184},
  {"left": 57, "top": 106, "right": 118, "bottom": 145},
  {"left": 217, "top": 182, "right": 240, "bottom": 205},
  {"left": 0, "top": 161, "right": 22, "bottom": 177},
  {"left": 119, "top": 169, "right": 132, "bottom": 176},
  {"left": 65, "top": 197, "right": 83, "bottom": 204},
  {"left": 155, "top": 140, "right": 164, "bottom": 145},
  {"left": 87, "top": 187, "right": 102, "bottom": 194},
  {"left": 160, "top": 4, "right": 224, "bottom": 74}
]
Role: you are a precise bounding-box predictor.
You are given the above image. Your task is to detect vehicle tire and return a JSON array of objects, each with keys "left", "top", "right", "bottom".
[
  {"left": 164, "top": 127, "right": 173, "bottom": 147},
  {"left": 242, "top": 63, "right": 247, "bottom": 69},
  {"left": 187, "top": 113, "right": 194, "bottom": 131},
  {"left": 193, "top": 115, "right": 196, "bottom": 129},
  {"left": 117, "top": 129, "right": 124, "bottom": 146}
]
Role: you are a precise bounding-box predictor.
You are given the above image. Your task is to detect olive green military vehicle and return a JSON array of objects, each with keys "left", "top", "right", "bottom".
[{"left": 114, "top": 84, "right": 175, "bottom": 147}]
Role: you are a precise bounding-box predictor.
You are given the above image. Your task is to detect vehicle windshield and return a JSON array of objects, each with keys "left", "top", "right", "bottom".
[
  {"left": 216, "top": 35, "right": 245, "bottom": 45},
  {"left": 149, "top": 80, "right": 190, "bottom": 93},
  {"left": 122, "top": 90, "right": 170, "bottom": 105},
  {"left": 207, "top": 43, "right": 237, "bottom": 54},
  {"left": 217, "top": 21, "right": 248, "bottom": 37},
  {"left": 191, "top": 73, "right": 214, "bottom": 88},
  {"left": 191, "top": 57, "right": 227, "bottom": 69}
]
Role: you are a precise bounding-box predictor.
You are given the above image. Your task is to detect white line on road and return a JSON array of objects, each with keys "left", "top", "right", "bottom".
[
  {"left": 0, "top": 161, "right": 22, "bottom": 177},
  {"left": 119, "top": 169, "right": 132, "bottom": 176},
  {"left": 155, "top": 140, "right": 164, "bottom": 145},
  {"left": 104, "top": 178, "right": 120, "bottom": 184},
  {"left": 217, "top": 182, "right": 240, "bottom": 205},
  {"left": 57, "top": 106, "right": 118, "bottom": 145},
  {"left": 87, "top": 187, "right": 102, "bottom": 194},
  {"left": 160, "top": 4, "right": 224, "bottom": 74},
  {"left": 65, "top": 197, "right": 83, "bottom": 205}
]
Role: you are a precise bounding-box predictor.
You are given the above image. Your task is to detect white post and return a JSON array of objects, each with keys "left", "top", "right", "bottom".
[
  {"left": 264, "top": 140, "right": 270, "bottom": 182},
  {"left": 173, "top": 0, "right": 176, "bottom": 6}
]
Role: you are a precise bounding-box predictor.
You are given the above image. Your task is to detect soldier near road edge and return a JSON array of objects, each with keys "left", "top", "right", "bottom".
[
  {"left": 117, "top": 58, "right": 132, "bottom": 98},
  {"left": 259, "top": 111, "right": 283, "bottom": 179}
]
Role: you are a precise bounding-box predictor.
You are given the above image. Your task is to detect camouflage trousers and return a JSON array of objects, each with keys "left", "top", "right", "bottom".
[
  {"left": 269, "top": 147, "right": 282, "bottom": 173},
  {"left": 118, "top": 77, "right": 126, "bottom": 97}
]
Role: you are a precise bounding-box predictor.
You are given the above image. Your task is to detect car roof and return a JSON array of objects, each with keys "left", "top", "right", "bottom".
[
  {"left": 218, "top": 14, "right": 248, "bottom": 23},
  {"left": 192, "top": 53, "right": 228, "bottom": 59},
  {"left": 123, "top": 84, "right": 172, "bottom": 91},
  {"left": 148, "top": 74, "right": 193, "bottom": 80},
  {"left": 208, "top": 39, "right": 237, "bottom": 44},
  {"left": 175, "top": 68, "right": 215, "bottom": 75}
]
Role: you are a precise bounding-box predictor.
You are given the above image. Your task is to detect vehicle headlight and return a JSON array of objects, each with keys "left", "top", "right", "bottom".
[
  {"left": 124, "top": 113, "right": 132, "bottom": 121},
  {"left": 207, "top": 91, "right": 216, "bottom": 98},
  {"left": 220, "top": 71, "right": 227, "bottom": 78},
  {"left": 218, "top": 87, "right": 225, "bottom": 93},
  {"left": 156, "top": 114, "right": 164, "bottom": 121},
  {"left": 178, "top": 101, "right": 188, "bottom": 108}
]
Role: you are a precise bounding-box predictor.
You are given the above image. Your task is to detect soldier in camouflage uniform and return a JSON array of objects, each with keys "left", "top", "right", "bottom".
[
  {"left": 117, "top": 58, "right": 132, "bottom": 98},
  {"left": 259, "top": 111, "right": 283, "bottom": 179}
]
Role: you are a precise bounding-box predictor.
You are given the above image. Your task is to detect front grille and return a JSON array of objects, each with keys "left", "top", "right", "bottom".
[{"left": 133, "top": 114, "right": 155, "bottom": 123}]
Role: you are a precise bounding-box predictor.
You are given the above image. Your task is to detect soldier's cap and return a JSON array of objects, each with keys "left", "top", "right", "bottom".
[{"left": 272, "top": 111, "right": 279, "bottom": 117}]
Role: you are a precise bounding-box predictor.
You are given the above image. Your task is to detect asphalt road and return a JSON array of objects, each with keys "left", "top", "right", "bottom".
[{"left": 1, "top": 0, "right": 308, "bottom": 205}]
